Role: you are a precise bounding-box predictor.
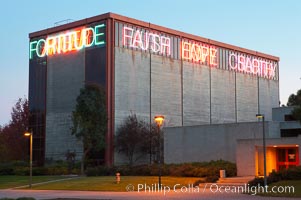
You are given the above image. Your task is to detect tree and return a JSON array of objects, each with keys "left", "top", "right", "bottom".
[
  {"left": 0, "top": 97, "right": 29, "bottom": 161},
  {"left": 115, "top": 114, "right": 160, "bottom": 166},
  {"left": 292, "top": 106, "right": 301, "bottom": 123},
  {"left": 287, "top": 89, "right": 301, "bottom": 123},
  {"left": 287, "top": 89, "right": 301, "bottom": 106},
  {"left": 71, "top": 84, "right": 107, "bottom": 174}
]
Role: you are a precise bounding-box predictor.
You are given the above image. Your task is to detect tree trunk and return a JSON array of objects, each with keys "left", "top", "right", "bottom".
[
  {"left": 81, "top": 148, "right": 90, "bottom": 176},
  {"left": 81, "top": 153, "right": 85, "bottom": 176}
]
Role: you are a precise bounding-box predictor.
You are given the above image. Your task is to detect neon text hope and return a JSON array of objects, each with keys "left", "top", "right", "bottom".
[{"left": 182, "top": 41, "right": 218, "bottom": 66}]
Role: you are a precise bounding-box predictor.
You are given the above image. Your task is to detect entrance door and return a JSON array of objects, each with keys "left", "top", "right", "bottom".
[{"left": 276, "top": 147, "right": 299, "bottom": 171}]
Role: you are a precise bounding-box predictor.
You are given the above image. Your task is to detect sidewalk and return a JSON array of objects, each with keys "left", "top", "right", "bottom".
[
  {"left": 12, "top": 176, "right": 81, "bottom": 189},
  {"left": 0, "top": 188, "right": 299, "bottom": 200}
]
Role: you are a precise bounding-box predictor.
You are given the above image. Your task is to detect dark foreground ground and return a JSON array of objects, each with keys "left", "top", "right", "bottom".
[{"left": 0, "top": 189, "right": 300, "bottom": 200}]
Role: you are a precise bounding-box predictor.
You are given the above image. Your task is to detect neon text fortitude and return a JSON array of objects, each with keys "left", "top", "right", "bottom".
[{"left": 29, "top": 23, "right": 105, "bottom": 59}]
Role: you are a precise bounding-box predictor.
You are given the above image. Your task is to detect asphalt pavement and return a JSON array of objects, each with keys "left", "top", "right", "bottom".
[{"left": 0, "top": 188, "right": 299, "bottom": 200}]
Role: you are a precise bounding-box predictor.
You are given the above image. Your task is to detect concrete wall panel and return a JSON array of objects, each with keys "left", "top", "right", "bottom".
[
  {"left": 259, "top": 79, "right": 279, "bottom": 121},
  {"left": 46, "top": 52, "right": 85, "bottom": 160},
  {"left": 211, "top": 68, "right": 236, "bottom": 124},
  {"left": 183, "top": 62, "right": 210, "bottom": 126},
  {"left": 114, "top": 47, "right": 151, "bottom": 129},
  {"left": 236, "top": 74, "right": 259, "bottom": 122},
  {"left": 164, "top": 122, "right": 265, "bottom": 164},
  {"left": 151, "top": 55, "right": 182, "bottom": 127}
]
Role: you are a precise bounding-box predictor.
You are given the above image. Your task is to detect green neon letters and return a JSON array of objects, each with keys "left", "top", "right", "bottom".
[{"left": 29, "top": 23, "right": 105, "bottom": 59}]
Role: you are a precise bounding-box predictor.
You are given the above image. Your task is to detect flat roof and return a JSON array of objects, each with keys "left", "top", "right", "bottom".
[{"left": 29, "top": 12, "right": 279, "bottom": 61}]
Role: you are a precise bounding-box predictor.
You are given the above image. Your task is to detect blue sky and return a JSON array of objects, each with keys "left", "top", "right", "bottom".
[{"left": 0, "top": 0, "right": 300, "bottom": 125}]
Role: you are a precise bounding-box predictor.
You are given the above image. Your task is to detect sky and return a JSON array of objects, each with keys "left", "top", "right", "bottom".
[{"left": 0, "top": 0, "right": 300, "bottom": 126}]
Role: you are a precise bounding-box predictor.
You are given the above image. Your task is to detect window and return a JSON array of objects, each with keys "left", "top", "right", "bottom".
[{"left": 281, "top": 129, "right": 301, "bottom": 137}]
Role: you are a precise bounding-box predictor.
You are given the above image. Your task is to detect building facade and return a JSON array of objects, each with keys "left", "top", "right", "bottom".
[
  {"left": 164, "top": 107, "right": 301, "bottom": 176},
  {"left": 29, "top": 12, "right": 279, "bottom": 166}
]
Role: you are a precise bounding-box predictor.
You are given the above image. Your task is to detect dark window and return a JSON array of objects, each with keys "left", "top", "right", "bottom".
[
  {"left": 277, "top": 149, "right": 286, "bottom": 162},
  {"left": 284, "top": 114, "right": 296, "bottom": 121},
  {"left": 85, "top": 21, "right": 106, "bottom": 88},
  {"left": 29, "top": 37, "right": 47, "bottom": 166},
  {"left": 281, "top": 129, "right": 301, "bottom": 137}
]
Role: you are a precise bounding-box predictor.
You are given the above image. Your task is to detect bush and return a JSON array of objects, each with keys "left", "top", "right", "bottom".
[
  {"left": 46, "top": 166, "right": 68, "bottom": 175},
  {"left": 248, "top": 177, "right": 265, "bottom": 187},
  {"left": 193, "top": 179, "right": 205, "bottom": 186},
  {"left": 85, "top": 160, "right": 236, "bottom": 179},
  {"left": 205, "top": 175, "right": 219, "bottom": 183},
  {"left": 0, "top": 198, "right": 35, "bottom": 200},
  {"left": 0, "top": 164, "right": 14, "bottom": 175},
  {"left": 280, "top": 166, "right": 301, "bottom": 180},
  {"left": 86, "top": 166, "right": 115, "bottom": 176},
  {"left": 14, "top": 167, "right": 29, "bottom": 176},
  {"left": 0, "top": 161, "right": 28, "bottom": 175},
  {"left": 162, "top": 160, "right": 236, "bottom": 178},
  {"left": 248, "top": 166, "right": 301, "bottom": 186}
]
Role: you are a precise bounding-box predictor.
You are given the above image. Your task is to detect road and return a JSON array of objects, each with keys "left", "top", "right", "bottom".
[{"left": 0, "top": 189, "right": 299, "bottom": 200}]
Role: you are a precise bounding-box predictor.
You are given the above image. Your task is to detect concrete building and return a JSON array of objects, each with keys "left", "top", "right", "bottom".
[
  {"left": 29, "top": 12, "right": 280, "bottom": 167},
  {"left": 164, "top": 107, "right": 301, "bottom": 176}
]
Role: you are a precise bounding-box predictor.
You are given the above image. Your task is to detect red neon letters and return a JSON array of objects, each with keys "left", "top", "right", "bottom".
[
  {"left": 182, "top": 41, "right": 218, "bottom": 66},
  {"left": 229, "top": 53, "right": 276, "bottom": 79},
  {"left": 123, "top": 26, "right": 171, "bottom": 56},
  {"left": 29, "top": 24, "right": 105, "bottom": 59}
]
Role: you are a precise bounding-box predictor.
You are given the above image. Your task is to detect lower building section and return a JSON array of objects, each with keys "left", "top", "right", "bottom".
[
  {"left": 164, "top": 119, "right": 301, "bottom": 177},
  {"left": 238, "top": 140, "right": 300, "bottom": 176}
]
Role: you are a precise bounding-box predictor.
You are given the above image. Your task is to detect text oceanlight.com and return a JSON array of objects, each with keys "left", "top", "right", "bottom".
[{"left": 126, "top": 183, "right": 295, "bottom": 196}]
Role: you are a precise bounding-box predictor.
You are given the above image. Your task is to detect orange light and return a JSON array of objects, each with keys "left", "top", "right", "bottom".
[
  {"left": 24, "top": 132, "right": 31, "bottom": 137},
  {"left": 256, "top": 114, "right": 264, "bottom": 119},
  {"left": 154, "top": 115, "right": 165, "bottom": 127},
  {"left": 273, "top": 145, "right": 277, "bottom": 148},
  {"left": 296, "top": 145, "right": 299, "bottom": 147}
]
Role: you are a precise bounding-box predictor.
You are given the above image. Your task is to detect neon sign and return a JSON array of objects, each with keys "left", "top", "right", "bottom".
[
  {"left": 29, "top": 23, "right": 105, "bottom": 59},
  {"left": 123, "top": 26, "right": 171, "bottom": 56},
  {"left": 182, "top": 41, "right": 218, "bottom": 66},
  {"left": 228, "top": 53, "right": 276, "bottom": 79}
]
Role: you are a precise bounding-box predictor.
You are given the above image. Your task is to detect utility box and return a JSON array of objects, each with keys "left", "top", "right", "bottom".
[
  {"left": 116, "top": 172, "right": 121, "bottom": 184},
  {"left": 220, "top": 170, "right": 226, "bottom": 178}
]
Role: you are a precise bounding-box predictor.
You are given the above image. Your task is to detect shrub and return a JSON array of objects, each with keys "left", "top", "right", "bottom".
[
  {"left": 205, "top": 175, "right": 219, "bottom": 183},
  {"left": 32, "top": 167, "right": 48, "bottom": 176},
  {"left": 162, "top": 160, "right": 236, "bottom": 178},
  {"left": 0, "top": 198, "right": 35, "bottom": 200},
  {"left": 248, "top": 177, "right": 265, "bottom": 187},
  {"left": 85, "top": 167, "right": 99, "bottom": 176},
  {"left": 14, "top": 167, "right": 29, "bottom": 176},
  {"left": 46, "top": 166, "right": 68, "bottom": 175},
  {"left": 280, "top": 166, "right": 301, "bottom": 180},
  {"left": 248, "top": 166, "right": 301, "bottom": 186},
  {"left": 0, "top": 167, "right": 14, "bottom": 175},
  {"left": 193, "top": 179, "right": 205, "bottom": 186},
  {"left": 86, "top": 166, "right": 115, "bottom": 176}
]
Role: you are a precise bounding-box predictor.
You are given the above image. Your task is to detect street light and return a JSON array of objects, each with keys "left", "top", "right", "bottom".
[
  {"left": 24, "top": 130, "right": 33, "bottom": 189},
  {"left": 154, "top": 115, "right": 164, "bottom": 189},
  {"left": 256, "top": 114, "right": 267, "bottom": 187}
]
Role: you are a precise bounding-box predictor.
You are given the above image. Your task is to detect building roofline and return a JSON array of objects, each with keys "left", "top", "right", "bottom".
[{"left": 29, "top": 12, "right": 279, "bottom": 61}]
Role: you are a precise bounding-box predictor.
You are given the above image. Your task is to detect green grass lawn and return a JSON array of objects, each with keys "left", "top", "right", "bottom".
[
  {"left": 0, "top": 176, "right": 70, "bottom": 189},
  {"left": 257, "top": 180, "right": 301, "bottom": 198},
  {"left": 30, "top": 176, "right": 202, "bottom": 192}
]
